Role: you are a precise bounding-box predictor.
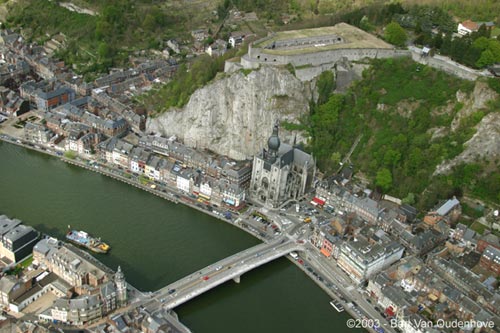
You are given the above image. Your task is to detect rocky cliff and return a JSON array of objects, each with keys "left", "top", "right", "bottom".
[
  {"left": 434, "top": 81, "right": 500, "bottom": 175},
  {"left": 147, "top": 66, "right": 312, "bottom": 160}
]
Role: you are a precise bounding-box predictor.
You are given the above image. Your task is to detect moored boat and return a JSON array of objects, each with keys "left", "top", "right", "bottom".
[{"left": 66, "top": 226, "right": 110, "bottom": 254}]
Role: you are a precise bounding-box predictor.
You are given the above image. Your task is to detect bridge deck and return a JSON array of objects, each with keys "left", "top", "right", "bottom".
[{"left": 154, "top": 238, "right": 303, "bottom": 309}]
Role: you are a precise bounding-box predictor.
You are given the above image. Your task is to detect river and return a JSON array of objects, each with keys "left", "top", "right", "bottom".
[{"left": 0, "top": 142, "right": 359, "bottom": 333}]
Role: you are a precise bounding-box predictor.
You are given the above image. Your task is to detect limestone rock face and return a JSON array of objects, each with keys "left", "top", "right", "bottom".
[
  {"left": 147, "top": 66, "right": 312, "bottom": 160},
  {"left": 435, "top": 112, "right": 500, "bottom": 175},
  {"left": 451, "top": 81, "right": 498, "bottom": 131}
]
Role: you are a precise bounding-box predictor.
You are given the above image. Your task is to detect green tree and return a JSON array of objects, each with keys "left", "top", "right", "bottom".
[
  {"left": 330, "top": 152, "right": 341, "bottom": 167},
  {"left": 384, "top": 22, "right": 407, "bottom": 47},
  {"left": 376, "top": 168, "right": 393, "bottom": 192},
  {"left": 316, "top": 71, "right": 335, "bottom": 105},
  {"left": 477, "top": 49, "right": 496, "bottom": 67},
  {"left": 402, "top": 192, "right": 415, "bottom": 205}
]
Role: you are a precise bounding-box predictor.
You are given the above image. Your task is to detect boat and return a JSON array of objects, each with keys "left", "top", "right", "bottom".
[
  {"left": 66, "top": 226, "right": 110, "bottom": 254},
  {"left": 330, "top": 300, "right": 344, "bottom": 312}
]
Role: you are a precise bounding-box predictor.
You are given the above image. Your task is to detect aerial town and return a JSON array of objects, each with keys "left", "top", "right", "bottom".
[{"left": 0, "top": 1, "right": 499, "bottom": 333}]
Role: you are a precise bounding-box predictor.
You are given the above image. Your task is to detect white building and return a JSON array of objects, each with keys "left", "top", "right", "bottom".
[
  {"left": 457, "top": 20, "right": 478, "bottom": 35},
  {"left": 176, "top": 173, "right": 191, "bottom": 193},
  {"left": 337, "top": 236, "right": 404, "bottom": 284}
]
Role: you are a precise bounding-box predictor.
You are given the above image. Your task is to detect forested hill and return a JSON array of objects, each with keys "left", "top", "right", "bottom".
[{"left": 299, "top": 58, "right": 500, "bottom": 211}]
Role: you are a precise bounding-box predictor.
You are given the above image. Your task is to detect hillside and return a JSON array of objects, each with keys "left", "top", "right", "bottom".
[
  {"left": 303, "top": 57, "right": 500, "bottom": 210},
  {"left": 5, "top": 0, "right": 220, "bottom": 77}
]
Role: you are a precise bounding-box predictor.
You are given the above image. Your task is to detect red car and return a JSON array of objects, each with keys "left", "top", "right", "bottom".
[
  {"left": 202, "top": 276, "right": 210, "bottom": 281},
  {"left": 298, "top": 259, "right": 304, "bottom": 265}
]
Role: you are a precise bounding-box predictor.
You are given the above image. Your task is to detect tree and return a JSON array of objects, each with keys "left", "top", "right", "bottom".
[
  {"left": 384, "top": 22, "right": 407, "bottom": 47},
  {"left": 402, "top": 192, "right": 415, "bottom": 205},
  {"left": 477, "top": 49, "right": 496, "bottom": 68},
  {"left": 316, "top": 71, "right": 335, "bottom": 105},
  {"left": 330, "top": 152, "right": 341, "bottom": 167},
  {"left": 376, "top": 168, "right": 393, "bottom": 192}
]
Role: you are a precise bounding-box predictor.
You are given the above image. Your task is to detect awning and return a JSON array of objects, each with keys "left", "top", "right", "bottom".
[
  {"left": 312, "top": 197, "right": 326, "bottom": 205},
  {"left": 224, "top": 198, "right": 235, "bottom": 205},
  {"left": 385, "top": 306, "right": 395, "bottom": 317},
  {"left": 320, "top": 248, "right": 331, "bottom": 257},
  {"left": 199, "top": 193, "right": 210, "bottom": 200}
]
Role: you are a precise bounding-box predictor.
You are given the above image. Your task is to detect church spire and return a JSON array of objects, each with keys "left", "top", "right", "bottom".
[{"left": 115, "top": 266, "right": 127, "bottom": 307}]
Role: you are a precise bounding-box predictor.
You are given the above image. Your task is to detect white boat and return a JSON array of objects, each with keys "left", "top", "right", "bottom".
[{"left": 330, "top": 300, "right": 344, "bottom": 312}]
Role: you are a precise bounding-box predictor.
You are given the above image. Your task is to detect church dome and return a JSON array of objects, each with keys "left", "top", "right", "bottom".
[
  {"left": 267, "top": 122, "right": 281, "bottom": 152},
  {"left": 268, "top": 134, "right": 280, "bottom": 151}
]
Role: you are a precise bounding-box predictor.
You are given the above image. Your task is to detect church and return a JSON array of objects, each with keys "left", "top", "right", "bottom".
[{"left": 249, "top": 122, "right": 316, "bottom": 208}]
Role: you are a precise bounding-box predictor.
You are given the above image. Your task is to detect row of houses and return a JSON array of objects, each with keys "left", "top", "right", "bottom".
[
  {"left": 366, "top": 256, "right": 500, "bottom": 333},
  {"left": 98, "top": 137, "right": 252, "bottom": 209}
]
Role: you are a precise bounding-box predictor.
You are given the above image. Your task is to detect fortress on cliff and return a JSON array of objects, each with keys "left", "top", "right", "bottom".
[
  {"left": 225, "top": 23, "right": 408, "bottom": 81},
  {"left": 226, "top": 22, "right": 482, "bottom": 82}
]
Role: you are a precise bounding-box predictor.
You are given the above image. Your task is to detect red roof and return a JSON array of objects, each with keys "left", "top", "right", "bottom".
[
  {"left": 461, "top": 20, "right": 479, "bottom": 31},
  {"left": 312, "top": 197, "right": 326, "bottom": 205}
]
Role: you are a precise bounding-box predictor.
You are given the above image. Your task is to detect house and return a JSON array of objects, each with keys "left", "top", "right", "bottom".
[
  {"left": 480, "top": 246, "right": 500, "bottom": 275},
  {"left": 229, "top": 32, "right": 246, "bottom": 48},
  {"left": 191, "top": 29, "right": 209, "bottom": 42},
  {"left": 206, "top": 39, "right": 227, "bottom": 57},
  {"left": 0, "top": 276, "right": 27, "bottom": 307},
  {"left": 166, "top": 40, "right": 181, "bottom": 54},
  {"left": 77, "top": 133, "right": 103, "bottom": 155},
  {"left": 458, "top": 20, "right": 479, "bottom": 35},
  {"left": 24, "top": 122, "right": 54, "bottom": 144}
]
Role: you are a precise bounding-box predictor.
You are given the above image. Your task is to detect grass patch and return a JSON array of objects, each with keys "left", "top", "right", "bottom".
[
  {"left": 64, "top": 151, "right": 77, "bottom": 159},
  {"left": 470, "top": 221, "right": 488, "bottom": 235},
  {"left": 138, "top": 175, "right": 151, "bottom": 185},
  {"left": 240, "top": 68, "right": 254, "bottom": 76}
]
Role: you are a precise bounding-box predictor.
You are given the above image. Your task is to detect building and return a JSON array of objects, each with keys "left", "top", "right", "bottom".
[
  {"left": 20, "top": 80, "right": 75, "bottom": 111},
  {"left": 33, "top": 240, "right": 109, "bottom": 289},
  {"left": 249, "top": 122, "right": 315, "bottom": 208},
  {"left": 206, "top": 39, "right": 228, "bottom": 57},
  {"left": 229, "top": 32, "right": 246, "bottom": 48},
  {"left": 52, "top": 294, "right": 102, "bottom": 325},
  {"left": 114, "top": 266, "right": 127, "bottom": 307},
  {"left": 458, "top": 20, "right": 479, "bottom": 35},
  {"left": 24, "top": 122, "right": 54, "bottom": 145},
  {"left": 480, "top": 246, "right": 500, "bottom": 275},
  {"left": 337, "top": 235, "right": 404, "bottom": 284},
  {"left": 0, "top": 215, "right": 39, "bottom": 263}
]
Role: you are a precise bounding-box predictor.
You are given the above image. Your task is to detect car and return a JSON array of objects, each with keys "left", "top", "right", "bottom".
[
  {"left": 298, "top": 259, "right": 304, "bottom": 265},
  {"left": 307, "top": 267, "right": 313, "bottom": 272},
  {"left": 202, "top": 276, "right": 210, "bottom": 281},
  {"left": 215, "top": 266, "right": 222, "bottom": 271},
  {"left": 168, "top": 289, "right": 176, "bottom": 294}
]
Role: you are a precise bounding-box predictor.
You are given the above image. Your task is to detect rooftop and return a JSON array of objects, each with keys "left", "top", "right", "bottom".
[{"left": 254, "top": 23, "right": 392, "bottom": 56}]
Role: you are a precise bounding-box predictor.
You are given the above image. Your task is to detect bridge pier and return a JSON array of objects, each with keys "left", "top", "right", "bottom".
[{"left": 233, "top": 275, "right": 241, "bottom": 284}]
